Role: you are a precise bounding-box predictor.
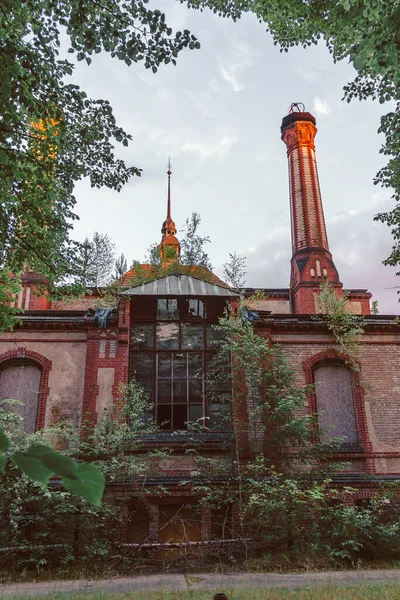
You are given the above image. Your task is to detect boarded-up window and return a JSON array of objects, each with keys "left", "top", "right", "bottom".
[
  {"left": 0, "top": 363, "right": 41, "bottom": 433},
  {"left": 314, "top": 364, "right": 358, "bottom": 444}
]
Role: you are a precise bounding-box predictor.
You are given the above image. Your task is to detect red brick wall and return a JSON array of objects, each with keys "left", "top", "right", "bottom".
[{"left": 268, "top": 334, "right": 400, "bottom": 474}]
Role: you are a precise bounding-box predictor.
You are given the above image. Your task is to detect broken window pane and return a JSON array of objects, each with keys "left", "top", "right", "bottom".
[
  {"left": 173, "top": 405, "right": 187, "bottom": 429},
  {"left": 157, "top": 299, "right": 179, "bottom": 320},
  {"left": 206, "top": 352, "right": 230, "bottom": 393},
  {"left": 158, "top": 405, "right": 171, "bottom": 430},
  {"left": 156, "top": 323, "right": 179, "bottom": 349},
  {"left": 184, "top": 299, "right": 204, "bottom": 319}
]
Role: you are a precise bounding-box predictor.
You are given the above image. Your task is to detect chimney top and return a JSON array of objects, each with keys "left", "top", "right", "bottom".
[{"left": 281, "top": 110, "right": 316, "bottom": 134}]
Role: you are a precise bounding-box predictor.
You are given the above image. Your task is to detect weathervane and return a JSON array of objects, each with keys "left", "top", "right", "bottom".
[{"left": 288, "top": 102, "right": 306, "bottom": 114}]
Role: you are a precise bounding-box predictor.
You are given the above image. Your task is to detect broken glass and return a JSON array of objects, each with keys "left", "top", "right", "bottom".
[{"left": 156, "top": 323, "right": 179, "bottom": 349}]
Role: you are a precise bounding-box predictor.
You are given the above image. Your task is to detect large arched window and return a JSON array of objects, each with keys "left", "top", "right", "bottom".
[
  {"left": 313, "top": 363, "right": 358, "bottom": 447},
  {"left": 0, "top": 361, "right": 42, "bottom": 433}
]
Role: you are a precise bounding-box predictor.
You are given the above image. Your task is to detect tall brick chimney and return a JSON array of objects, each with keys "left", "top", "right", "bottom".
[{"left": 281, "top": 104, "right": 343, "bottom": 313}]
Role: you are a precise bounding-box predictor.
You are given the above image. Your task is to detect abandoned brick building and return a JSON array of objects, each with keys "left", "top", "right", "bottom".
[{"left": 1, "top": 107, "right": 399, "bottom": 546}]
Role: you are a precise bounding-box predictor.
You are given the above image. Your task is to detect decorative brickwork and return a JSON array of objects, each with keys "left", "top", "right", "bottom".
[{"left": 281, "top": 110, "right": 344, "bottom": 314}]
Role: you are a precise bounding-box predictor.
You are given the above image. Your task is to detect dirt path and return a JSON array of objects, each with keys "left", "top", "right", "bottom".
[{"left": 2, "top": 569, "right": 400, "bottom": 598}]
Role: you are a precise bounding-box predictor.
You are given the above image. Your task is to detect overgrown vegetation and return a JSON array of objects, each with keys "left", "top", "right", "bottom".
[
  {"left": 0, "top": 0, "right": 201, "bottom": 329},
  {"left": 2, "top": 296, "right": 400, "bottom": 579},
  {"left": 318, "top": 282, "right": 365, "bottom": 372},
  {"left": 0, "top": 384, "right": 163, "bottom": 577},
  {"left": 189, "top": 308, "right": 400, "bottom": 568}
]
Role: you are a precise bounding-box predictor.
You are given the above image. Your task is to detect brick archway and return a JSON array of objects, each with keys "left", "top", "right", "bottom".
[
  {"left": 303, "top": 350, "right": 372, "bottom": 453},
  {"left": 0, "top": 347, "right": 52, "bottom": 430}
]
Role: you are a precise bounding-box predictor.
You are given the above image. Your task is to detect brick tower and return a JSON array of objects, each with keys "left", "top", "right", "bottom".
[{"left": 281, "top": 104, "right": 343, "bottom": 313}]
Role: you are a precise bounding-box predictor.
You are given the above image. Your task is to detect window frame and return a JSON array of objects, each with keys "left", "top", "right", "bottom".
[
  {"left": 0, "top": 348, "right": 52, "bottom": 432},
  {"left": 303, "top": 351, "right": 370, "bottom": 454},
  {"left": 129, "top": 296, "right": 230, "bottom": 432},
  {"left": 312, "top": 360, "right": 359, "bottom": 449}
]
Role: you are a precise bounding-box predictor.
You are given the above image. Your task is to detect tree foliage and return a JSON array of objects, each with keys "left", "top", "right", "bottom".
[
  {"left": 76, "top": 232, "right": 116, "bottom": 288},
  {"left": 0, "top": 0, "right": 199, "bottom": 323},
  {"left": 180, "top": 212, "right": 213, "bottom": 270},
  {"left": 184, "top": 0, "right": 400, "bottom": 275},
  {"left": 114, "top": 253, "right": 128, "bottom": 281},
  {"left": 0, "top": 381, "right": 158, "bottom": 573},
  {"left": 214, "top": 306, "right": 339, "bottom": 472},
  {"left": 319, "top": 282, "right": 365, "bottom": 369},
  {"left": 194, "top": 307, "right": 400, "bottom": 565},
  {"left": 223, "top": 251, "right": 246, "bottom": 289},
  {"left": 0, "top": 411, "right": 104, "bottom": 506}
]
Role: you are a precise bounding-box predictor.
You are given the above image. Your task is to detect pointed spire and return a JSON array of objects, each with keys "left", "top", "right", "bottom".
[
  {"left": 159, "top": 160, "right": 180, "bottom": 263},
  {"left": 167, "top": 157, "right": 172, "bottom": 219},
  {"left": 161, "top": 159, "right": 177, "bottom": 238}
]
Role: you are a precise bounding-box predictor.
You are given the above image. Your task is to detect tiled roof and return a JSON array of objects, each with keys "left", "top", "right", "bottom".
[{"left": 50, "top": 296, "right": 101, "bottom": 311}]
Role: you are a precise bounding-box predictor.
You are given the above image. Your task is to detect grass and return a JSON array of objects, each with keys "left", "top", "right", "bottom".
[{"left": 5, "top": 585, "right": 400, "bottom": 600}]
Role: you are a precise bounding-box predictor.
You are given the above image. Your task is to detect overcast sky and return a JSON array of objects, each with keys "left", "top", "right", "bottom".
[{"left": 68, "top": 1, "right": 399, "bottom": 314}]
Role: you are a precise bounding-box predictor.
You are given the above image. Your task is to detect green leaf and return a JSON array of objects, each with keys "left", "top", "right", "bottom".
[
  {"left": 12, "top": 450, "right": 54, "bottom": 485},
  {"left": 0, "top": 429, "right": 10, "bottom": 451},
  {"left": 62, "top": 462, "right": 105, "bottom": 506},
  {"left": 20, "top": 444, "right": 80, "bottom": 481},
  {"left": 42, "top": 451, "right": 81, "bottom": 481},
  {"left": 0, "top": 452, "right": 7, "bottom": 473}
]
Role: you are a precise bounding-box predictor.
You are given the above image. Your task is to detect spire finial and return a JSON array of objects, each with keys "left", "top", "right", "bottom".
[
  {"left": 288, "top": 102, "right": 306, "bottom": 114},
  {"left": 159, "top": 159, "right": 180, "bottom": 262}
]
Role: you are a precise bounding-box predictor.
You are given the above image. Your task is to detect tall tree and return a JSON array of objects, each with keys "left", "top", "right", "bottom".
[
  {"left": 75, "top": 238, "right": 93, "bottom": 288},
  {"left": 145, "top": 243, "right": 161, "bottom": 266},
  {"left": 180, "top": 212, "right": 212, "bottom": 269},
  {"left": 76, "top": 232, "right": 115, "bottom": 288},
  {"left": 114, "top": 253, "right": 128, "bottom": 281},
  {"left": 0, "top": 0, "right": 199, "bottom": 327},
  {"left": 223, "top": 251, "right": 246, "bottom": 289},
  {"left": 185, "top": 0, "right": 400, "bottom": 276}
]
